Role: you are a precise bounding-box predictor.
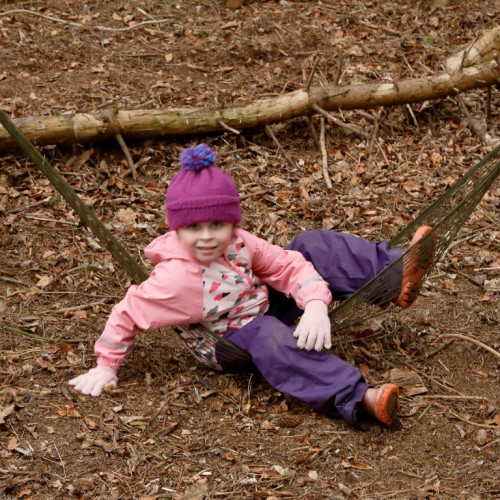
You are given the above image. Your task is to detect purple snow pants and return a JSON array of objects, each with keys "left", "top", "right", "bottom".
[{"left": 216, "top": 230, "right": 402, "bottom": 426}]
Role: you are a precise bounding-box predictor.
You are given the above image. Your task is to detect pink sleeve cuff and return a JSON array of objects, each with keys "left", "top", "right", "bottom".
[
  {"left": 97, "top": 357, "right": 123, "bottom": 371},
  {"left": 295, "top": 285, "right": 332, "bottom": 310}
]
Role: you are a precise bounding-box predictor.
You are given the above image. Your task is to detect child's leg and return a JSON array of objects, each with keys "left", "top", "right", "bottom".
[
  {"left": 220, "top": 315, "right": 371, "bottom": 426},
  {"left": 289, "top": 229, "right": 403, "bottom": 298},
  {"left": 267, "top": 230, "right": 403, "bottom": 324}
]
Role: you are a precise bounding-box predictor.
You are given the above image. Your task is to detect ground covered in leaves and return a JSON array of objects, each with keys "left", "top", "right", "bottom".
[{"left": 1, "top": 0, "right": 500, "bottom": 499}]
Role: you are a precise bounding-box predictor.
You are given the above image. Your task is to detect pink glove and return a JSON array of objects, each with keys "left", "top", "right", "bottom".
[
  {"left": 68, "top": 365, "right": 118, "bottom": 396},
  {"left": 293, "top": 300, "right": 332, "bottom": 351}
]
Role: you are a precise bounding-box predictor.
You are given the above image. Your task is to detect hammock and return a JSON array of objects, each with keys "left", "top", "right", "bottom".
[
  {"left": 209, "top": 143, "right": 500, "bottom": 368},
  {"left": 1, "top": 109, "right": 499, "bottom": 370}
]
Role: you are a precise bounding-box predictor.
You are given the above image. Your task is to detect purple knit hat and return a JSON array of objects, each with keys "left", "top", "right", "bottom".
[{"left": 165, "top": 144, "right": 242, "bottom": 230}]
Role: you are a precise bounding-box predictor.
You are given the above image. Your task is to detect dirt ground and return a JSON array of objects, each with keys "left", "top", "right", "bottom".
[{"left": 1, "top": 0, "right": 500, "bottom": 499}]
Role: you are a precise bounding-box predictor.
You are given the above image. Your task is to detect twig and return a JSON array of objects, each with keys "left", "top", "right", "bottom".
[
  {"left": 356, "top": 19, "right": 400, "bottom": 36},
  {"left": 397, "top": 470, "right": 423, "bottom": 480},
  {"left": 115, "top": 133, "right": 137, "bottom": 178},
  {"left": 425, "top": 339, "right": 455, "bottom": 359},
  {"left": 405, "top": 104, "right": 418, "bottom": 127},
  {"left": 61, "top": 264, "right": 101, "bottom": 276},
  {"left": 438, "top": 333, "right": 500, "bottom": 361},
  {"left": 122, "top": 155, "right": 151, "bottom": 178},
  {"left": 417, "top": 405, "right": 431, "bottom": 422},
  {"left": 304, "top": 55, "right": 321, "bottom": 91},
  {"left": 486, "top": 86, "right": 492, "bottom": 125},
  {"left": 136, "top": 7, "right": 154, "bottom": 20},
  {"left": 312, "top": 103, "right": 370, "bottom": 138},
  {"left": 482, "top": 438, "right": 500, "bottom": 449},
  {"left": 264, "top": 125, "right": 297, "bottom": 170},
  {"left": 3, "top": 326, "right": 87, "bottom": 343},
  {"left": 5, "top": 197, "right": 51, "bottom": 215},
  {"left": 0, "top": 468, "right": 34, "bottom": 476},
  {"left": 454, "top": 269, "right": 484, "bottom": 288},
  {"left": 319, "top": 117, "right": 333, "bottom": 189},
  {"left": 445, "top": 409, "right": 498, "bottom": 429},
  {"left": 396, "top": 359, "right": 465, "bottom": 395},
  {"left": 217, "top": 119, "right": 241, "bottom": 135},
  {"left": 24, "top": 215, "right": 79, "bottom": 226},
  {"left": 334, "top": 46, "right": 344, "bottom": 86},
  {"left": 51, "top": 301, "right": 106, "bottom": 314},
  {"left": 0, "top": 9, "right": 172, "bottom": 32},
  {"left": 239, "top": 189, "right": 273, "bottom": 201},
  {"left": 53, "top": 440, "right": 67, "bottom": 478},
  {"left": 421, "top": 395, "right": 488, "bottom": 401},
  {"left": 459, "top": 34, "right": 480, "bottom": 70},
  {"left": 307, "top": 117, "right": 321, "bottom": 150},
  {"left": 0, "top": 276, "right": 30, "bottom": 287},
  {"left": 440, "top": 230, "right": 484, "bottom": 262},
  {"left": 366, "top": 116, "right": 380, "bottom": 162}
]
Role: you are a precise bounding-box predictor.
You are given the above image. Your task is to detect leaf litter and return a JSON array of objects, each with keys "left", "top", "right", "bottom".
[{"left": 0, "top": 0, "right": 499, "bottom": 498}]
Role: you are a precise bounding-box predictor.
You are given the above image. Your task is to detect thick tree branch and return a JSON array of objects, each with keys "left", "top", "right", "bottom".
[{"left": 0, "top": 62, "right": 498, "bottom": 151}]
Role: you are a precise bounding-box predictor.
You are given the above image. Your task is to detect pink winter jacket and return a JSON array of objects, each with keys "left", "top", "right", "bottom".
[{"left": 96, "top": 228, "right": 332, "bottom": 370}]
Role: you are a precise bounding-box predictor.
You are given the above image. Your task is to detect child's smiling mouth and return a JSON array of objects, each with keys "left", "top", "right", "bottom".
[{"left": 197, "top": 246, "right": 218, "bottom": 254}]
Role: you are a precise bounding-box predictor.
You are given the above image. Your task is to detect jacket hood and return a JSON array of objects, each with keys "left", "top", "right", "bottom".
[{"left": 144, "top": 231, "right": 192, "bottom": 265}]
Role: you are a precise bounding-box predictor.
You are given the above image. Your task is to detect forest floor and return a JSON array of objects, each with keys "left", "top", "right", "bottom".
[{"left": 1, "top": 0, "right": 499, "bottom": 499}]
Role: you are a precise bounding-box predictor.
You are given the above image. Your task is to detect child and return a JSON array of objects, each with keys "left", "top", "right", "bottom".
[{"left": 69, "top": 144, "right": 435, "bottom": 427}]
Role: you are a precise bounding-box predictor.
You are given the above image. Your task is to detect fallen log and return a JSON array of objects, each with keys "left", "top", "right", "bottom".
[{"left": 0, "top": 61, "right": 498, "bottom": 151}]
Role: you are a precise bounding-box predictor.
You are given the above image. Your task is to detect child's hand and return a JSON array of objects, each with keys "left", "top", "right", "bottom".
[
  {"left": 68, "top": 365, "right": 118, "bottom": 396},
  {"left": 294, "top": 300, "right": 332, "bottom": 351}
]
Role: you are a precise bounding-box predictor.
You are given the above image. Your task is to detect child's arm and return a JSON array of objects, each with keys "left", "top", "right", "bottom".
[
  {"left": 241, "top": 229, "right": 332, "bottom": 308},
  {"left": 293, "top": 299, "right": 332, "bottom": 351},
  {"left": 68, "top": 260, "right": 203, "bottom": 396}
]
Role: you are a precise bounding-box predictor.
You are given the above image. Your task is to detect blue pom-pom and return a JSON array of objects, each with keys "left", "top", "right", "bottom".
[{"left": 179, "top": 144, "right": 216, "bottom": 172}]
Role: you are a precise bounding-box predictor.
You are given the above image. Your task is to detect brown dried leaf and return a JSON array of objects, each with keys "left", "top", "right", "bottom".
[
  {"left": 0, "top": 404, "right": 15, "bottom": 424},
  {"left": 53, "top": 404, "right": 82, "bottom": 418},
  {"left": 182, "top": 480, "right": 208, "bottom": 500},
  {"left": 7, "top": 436, "right": 18, "bottom": 451},
  {"left": 16, "top": 487, "right": 32, "bottom": 498},
  {"left": 444, "top": 279, "right": 455, "bottom": 291},
  {"left": 37, "top": 357, "right": 56, "bottom": 373},
  {"left": 85, "top": 417, "right": 99, "bottom": 430},
  {"left": 56, "top": 342, "right": 73, "bottom": 356},
  {"left": 35, "top": 274, "right": 53, "bottom": 288},
  {"left": 81, "top": 437, "right": 113, "bottom": 450},
  {"left": 341, "top": 458, "right": 373, "bottom": 470},
  {"left": 115, "top": 207, "right": 138, "bottom": 225},
  {"left": 223, "top": 386, "right": 239, "bottom": 396},
  {"left": 71, "top": 310, "right": 87, "bottom": 319}
]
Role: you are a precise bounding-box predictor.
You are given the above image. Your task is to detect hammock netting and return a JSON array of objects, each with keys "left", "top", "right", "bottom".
[
  {"left": 327, "top": 142, "right": 500, "bottom": 332},
  {"left": 195, "top": 143, "right": 500, "bottom": 368}
]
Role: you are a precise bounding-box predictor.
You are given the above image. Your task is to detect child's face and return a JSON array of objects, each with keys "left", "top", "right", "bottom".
[{"left": 177, "top": 221, "right": 234, "bottom": 265}]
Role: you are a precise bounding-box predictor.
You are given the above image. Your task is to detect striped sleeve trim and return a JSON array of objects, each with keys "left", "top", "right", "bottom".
[
  {"left": 96, "top": 336, "right": 133, "bottom": 352},
  {"left": 293, "top": 277, "right": 325, "bottom": 300}
]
